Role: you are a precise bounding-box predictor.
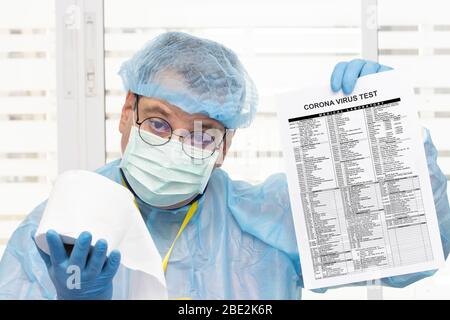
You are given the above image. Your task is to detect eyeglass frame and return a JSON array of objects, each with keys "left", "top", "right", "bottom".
[{"left": 133, "top": 94, "right": 228, "bottom": 160}]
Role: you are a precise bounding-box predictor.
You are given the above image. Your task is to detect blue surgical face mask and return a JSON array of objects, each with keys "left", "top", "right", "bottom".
[{"left": 120, "top": 126, "right": 219, "bottom": 208}]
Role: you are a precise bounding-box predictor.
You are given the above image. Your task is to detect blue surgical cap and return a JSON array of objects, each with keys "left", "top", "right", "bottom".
[{"left": 118, "top": 32, "right": 258, "bottom": 129}]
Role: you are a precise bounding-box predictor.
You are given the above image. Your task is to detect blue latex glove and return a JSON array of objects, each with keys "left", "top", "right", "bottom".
[
  {"left": 34, "top": 230, "right": 121, "bottom": 300},
  {"left": 330, "top": 59, "right": 393, "bottom": 95}
]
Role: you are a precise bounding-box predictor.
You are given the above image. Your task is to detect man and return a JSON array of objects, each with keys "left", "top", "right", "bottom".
[{"left": 0, "top": 32, "right": 449, "bottom": 299}]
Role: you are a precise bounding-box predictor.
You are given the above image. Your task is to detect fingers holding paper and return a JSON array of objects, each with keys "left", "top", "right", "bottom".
[
  {"left": 330, "top": 59, "right": 393, "bottom": 95},
  {"left": 35, "top": 230, "right": 121, "bottom": 300}
]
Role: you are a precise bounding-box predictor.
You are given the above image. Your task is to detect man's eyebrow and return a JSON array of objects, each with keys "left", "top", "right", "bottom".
[
  {"left": 140, "top": 103, "right": 171, "bottom": 118},
  {"left": 196, "top": 121, "right": 226, "bottom": 132}
]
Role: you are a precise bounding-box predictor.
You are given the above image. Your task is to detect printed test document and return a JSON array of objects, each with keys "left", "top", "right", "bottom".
[{"left": 276, "top": 71, "right": 444, "bottom": 289}]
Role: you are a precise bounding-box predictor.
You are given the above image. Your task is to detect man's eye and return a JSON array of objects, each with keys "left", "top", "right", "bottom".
[
  {"left": 151, "top": 120, "right": 168, "bottom": 131},
  {"left": 191, "top": 132, "right": 215, "bottom": 147},
  {"left": 142, "top": 118, "right": 171, "bottom": 136}
]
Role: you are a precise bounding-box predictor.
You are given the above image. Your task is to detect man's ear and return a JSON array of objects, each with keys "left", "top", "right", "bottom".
[
  {"left": 119, "top": 91, "right": 135, "bottom": 134},
  {"left": 215, "top": 129, "right": 235, "bottom": 168}
]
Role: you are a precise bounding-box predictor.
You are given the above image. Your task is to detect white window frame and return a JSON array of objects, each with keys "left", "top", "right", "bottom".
[{"left": 55, "top": 0, "right": 105, "bottom": 173}]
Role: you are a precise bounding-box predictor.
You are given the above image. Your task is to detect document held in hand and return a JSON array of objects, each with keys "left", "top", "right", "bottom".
[{"left": 276, "top": 71, "right": 444, "bottom": 289}]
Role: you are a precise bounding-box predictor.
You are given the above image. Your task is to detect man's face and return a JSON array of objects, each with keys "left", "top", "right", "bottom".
[{"left": 119, "top": 91, "right": 234, "bottom": 167}]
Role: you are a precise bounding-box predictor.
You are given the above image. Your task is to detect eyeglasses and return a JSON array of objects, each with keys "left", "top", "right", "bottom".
[{"left": 134, "top": 94, "right": 227, "bottom": 160}]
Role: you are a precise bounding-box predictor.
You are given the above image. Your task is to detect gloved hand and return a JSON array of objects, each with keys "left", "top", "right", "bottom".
[
  {"left": 330, "top": 59, "right": 393, "bottom": 95},
  {"left": 34, "top": 230, "right": 121, "bottom": 300}
]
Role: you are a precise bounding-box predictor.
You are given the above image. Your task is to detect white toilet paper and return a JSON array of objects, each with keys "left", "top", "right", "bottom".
[{"left": 34, "top": 170, "right": 168, "bottom": 300}]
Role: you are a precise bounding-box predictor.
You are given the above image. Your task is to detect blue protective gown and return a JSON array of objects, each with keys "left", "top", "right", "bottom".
[{"left": 0, "top": 128, "right": 449, "bottom": 299}]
